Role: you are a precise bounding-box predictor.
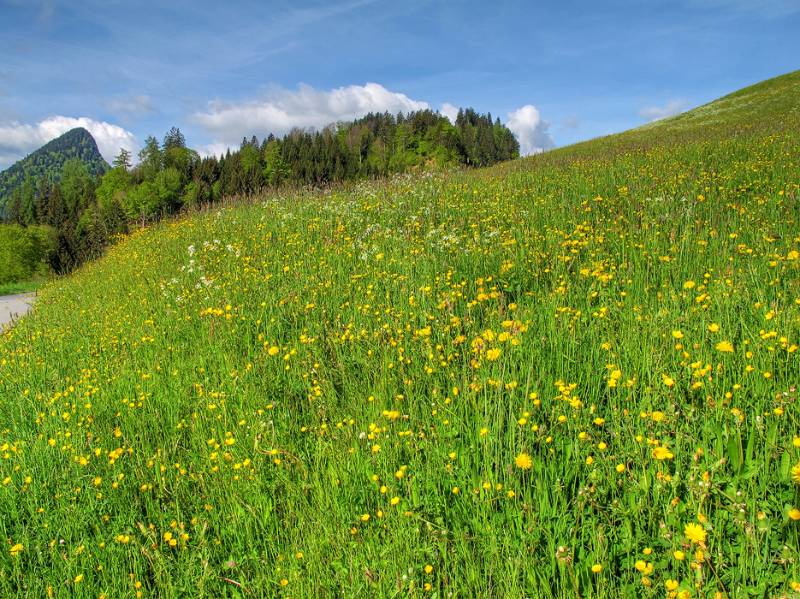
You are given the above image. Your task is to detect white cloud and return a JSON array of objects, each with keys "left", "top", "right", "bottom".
[
  {"left": 506, "top": 105, "right": 555, "bottom": 156},
  {"left": 0, "top": 116, "right": 138, "bottom": 168},
  {"left": 193, "top": 82, "right": 430, "bottom": 146},
  {"left": 197, "top": 142, "right": 234, "bottom": 160},
  {"left": 638, "top": 99, "right": 689, "bottom": 122},
  {"left": 440, "top": 102, "right": 459, "bottom": 124}
]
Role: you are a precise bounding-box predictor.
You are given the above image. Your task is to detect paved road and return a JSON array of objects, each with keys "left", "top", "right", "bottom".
[{"left": 0, "top": 293, "right": 35, "bottom": 330}]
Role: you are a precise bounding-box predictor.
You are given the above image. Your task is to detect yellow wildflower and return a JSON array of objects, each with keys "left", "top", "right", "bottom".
[
  {"left": 684, "top": 522, "right": 707, "bottom": 544},
  {"left": 715, "top": 340, "right": 734, "bottom": 353},
  {"left": 515, "top": 452, "right": 533, "bottom": 470},
  {"left": 652, "top": 446, "right": 674, "bottom": 460},
  {"left": 485, "top": 348, "right": 502, "bottom": 361}
]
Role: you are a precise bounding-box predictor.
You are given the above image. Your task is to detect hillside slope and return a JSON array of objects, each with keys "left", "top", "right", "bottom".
[
  {"left": 0, "top": 127, "right": 108, "bottom": 212},
  {"left": 640, "top": 69, "right": 800, "bottom": 134},
  {"left": 0, "top": 72, "right": 798, "bottom": 597}
]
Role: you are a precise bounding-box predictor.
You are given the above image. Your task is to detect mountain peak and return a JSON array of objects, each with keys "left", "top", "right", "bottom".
[{"left": 0, "top": 128, "right": 109, "bottom": 211}]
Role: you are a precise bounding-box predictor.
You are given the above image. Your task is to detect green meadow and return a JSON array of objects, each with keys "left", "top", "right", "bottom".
[{"left": 0, "top": 71, "right": 799, "bottom": 597}]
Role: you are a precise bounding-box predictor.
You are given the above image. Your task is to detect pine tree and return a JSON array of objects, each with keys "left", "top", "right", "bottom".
[
  {"left": 163, "top": 127, "right": 186, "bottom": 151},
  {"left": 112, "top": 148, "right": 132, "bottom": 170}
]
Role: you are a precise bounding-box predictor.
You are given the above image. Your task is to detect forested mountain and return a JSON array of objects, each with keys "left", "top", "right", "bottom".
[
  {"left": 0, "top": 127, "right": 108, "bottom": 214},
  {"left": 0, "top": 108, "right": 519, "bottom": 281}
]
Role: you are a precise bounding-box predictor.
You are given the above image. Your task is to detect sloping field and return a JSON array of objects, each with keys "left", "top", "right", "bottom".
[{"left": 0, "top": 71, "right": 798, "bottom": 597}]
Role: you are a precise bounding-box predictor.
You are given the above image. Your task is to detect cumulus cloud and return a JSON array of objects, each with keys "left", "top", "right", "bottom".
[
  {"left": 440, "top": 102, "right": 459, "bottom": 124},
  {"left": 506, "top": 105, "right": 555, "bottom": 156},
  {"left": 0, "top": 116, "right": 138, "bottom": 168},
  {"left": 193, "top": 82, "right": 430, "bottom": 147},
  {"left": 638, "top": 99, "right": 689, "bottom": 122}
]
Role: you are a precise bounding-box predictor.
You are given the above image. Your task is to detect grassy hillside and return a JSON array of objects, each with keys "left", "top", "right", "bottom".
[{"left": 0, "top": 71, "right": 799, "bottom": 597}]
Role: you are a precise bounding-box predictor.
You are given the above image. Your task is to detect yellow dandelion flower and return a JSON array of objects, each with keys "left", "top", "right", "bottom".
[
  {"left": 684, "top": 522, "right": 706, "bottom": 544},
  {"left": 715, "top": 340, "right": 734, "bottom": 353},
  {"left": 485, "top": 348, "right": 502, "bottom": 361},
  {"left": 652, "top": 446, "right": 674, "bottom": 460},
  {"left": 634, "top": 560, "right": 653, "bottom": 574},
  {"left": 515, "top": 452, "right": 533, "bottom": 470}
]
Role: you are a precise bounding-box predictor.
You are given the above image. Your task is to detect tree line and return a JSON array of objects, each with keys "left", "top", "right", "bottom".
[{"left": 1, "top": 108, "right": 519, "bottom": 279}]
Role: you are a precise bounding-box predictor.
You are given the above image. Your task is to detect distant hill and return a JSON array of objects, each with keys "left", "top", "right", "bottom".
[{"left": 0, "top": 127, "right": 109, "bottom": 211}]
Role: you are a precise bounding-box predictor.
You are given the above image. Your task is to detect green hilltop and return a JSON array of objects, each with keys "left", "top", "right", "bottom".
[
  {"left": 0, "top": 71, "right": 798, "bottom": 597},
  {"left": 528, "top": 69, "right": 800, "bottom": 162},
  {"left": 0, "top": 127, "right": 109, "bottom": 212},
  {"left": 644, "top": 69, "right": 800, "bottom": 132}
]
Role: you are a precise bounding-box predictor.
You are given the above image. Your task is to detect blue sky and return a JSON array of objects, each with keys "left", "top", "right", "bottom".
[{"left": 0, "top": 0, "right": 798, "bottom": 167}]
